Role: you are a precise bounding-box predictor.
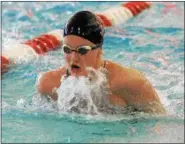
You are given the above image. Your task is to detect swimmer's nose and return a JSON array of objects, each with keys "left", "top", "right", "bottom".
[{"left": 71, "top": 51, "right": 80, "bottom": 60}]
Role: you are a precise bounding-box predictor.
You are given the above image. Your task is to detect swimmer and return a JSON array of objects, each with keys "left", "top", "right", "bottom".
[{"left": 37, "top": 11, "right": 166, "bottom": 114}]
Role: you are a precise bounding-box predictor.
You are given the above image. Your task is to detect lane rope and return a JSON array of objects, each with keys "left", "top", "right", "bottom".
[{"left": 1, "top": 2, "right": 152, "bottom": 73}]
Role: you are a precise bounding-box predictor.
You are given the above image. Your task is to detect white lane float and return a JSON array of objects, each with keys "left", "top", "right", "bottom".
[
  {"left": 1, "top": 29, "right": 62, "bottom": 73},
  {"left": 1, "top": 2, "right": 151, "bottom": 73}
]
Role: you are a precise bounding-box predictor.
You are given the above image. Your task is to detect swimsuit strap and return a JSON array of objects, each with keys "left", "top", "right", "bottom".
[
  {"left": 66, "top": 69, "right": 70, "bottom": 76},
  {"left": 103, "top": 60, "right": 106, "bottom": 68}
]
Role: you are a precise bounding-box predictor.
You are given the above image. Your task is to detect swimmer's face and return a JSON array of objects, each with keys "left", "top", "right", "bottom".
[{"left": 63, "top": 35, "right": 102, "bottom": 77}]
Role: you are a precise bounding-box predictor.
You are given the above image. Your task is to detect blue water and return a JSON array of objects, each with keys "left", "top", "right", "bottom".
[{"left": 1, "top": 2, "right": 184, "bottom": 143}]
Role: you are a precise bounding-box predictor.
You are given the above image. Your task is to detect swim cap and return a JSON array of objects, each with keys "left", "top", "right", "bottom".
[{"left": 63, "top": 11, "right": 105, "bottom": 47}]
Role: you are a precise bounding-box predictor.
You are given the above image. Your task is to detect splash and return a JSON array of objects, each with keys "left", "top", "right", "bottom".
[{"left": 56, "top": 67, "right": 112, "bottom": 115}]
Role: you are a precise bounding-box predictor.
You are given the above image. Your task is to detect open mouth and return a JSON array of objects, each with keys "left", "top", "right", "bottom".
[{"left": 71, "top": 64, "right": 80, "bottom": 69}]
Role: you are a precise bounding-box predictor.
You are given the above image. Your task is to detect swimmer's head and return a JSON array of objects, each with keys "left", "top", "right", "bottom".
[
  {"left": 63, "top": 11, "right": 105, "bottom": 47},
  {"left": 62, "top": 11, "right": 105, "bottom": 77}
]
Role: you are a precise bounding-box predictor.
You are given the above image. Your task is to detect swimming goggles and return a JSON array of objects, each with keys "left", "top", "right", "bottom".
[{"left": 62, "top": 44, "right": 100, "bottom": 55}]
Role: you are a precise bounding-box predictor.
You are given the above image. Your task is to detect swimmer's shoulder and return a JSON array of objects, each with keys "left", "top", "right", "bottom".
[
  {"left": 37, "top": 66, "right": 67, "bottom": 95},
  {"left": 105, "top": 60, "right": 166, "bottom": 114},
  {"left": 105, "top": 60, "right": 150, "bottom": 92},
  {"left": 104, "top": 60, "right": 144, "bottom": 79},
  {"left": 39, "top": 66, "right": 67, "bottom": 82}
]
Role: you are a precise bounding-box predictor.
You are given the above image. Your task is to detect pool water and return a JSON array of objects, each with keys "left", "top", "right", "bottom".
[{"left": 1, "top": 2, "right": 184, "bottom": 143}]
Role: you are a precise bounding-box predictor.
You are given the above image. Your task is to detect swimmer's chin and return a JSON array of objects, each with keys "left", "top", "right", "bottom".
[
  {"left": 69, "top": 67, "right": 98, "bottom": 78},
  {"left": 69, "top": 70, "right": 88, "bottom": 77}
]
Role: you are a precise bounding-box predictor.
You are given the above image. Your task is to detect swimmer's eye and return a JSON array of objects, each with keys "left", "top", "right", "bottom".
[
  {"left": 62, "top": 45, "right": 73, "bottom": 54},
  {"left": 77, "top": 46, "right": 91, "bottom": 55}
]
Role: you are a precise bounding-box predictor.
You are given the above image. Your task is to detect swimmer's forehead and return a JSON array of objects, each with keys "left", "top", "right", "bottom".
[{"left": 63, "top": 35, "right": 98, "bottom": 48}]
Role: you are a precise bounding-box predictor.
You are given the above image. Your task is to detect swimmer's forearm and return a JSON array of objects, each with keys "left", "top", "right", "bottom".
[
  {"left": 114, "top": 84, "right": 167, "bottom": 114},
  {"left": 50, "top": 88, "right": 58, "bottom": 101},
  {"left": 39, "top": 91, "right": 58, "bottom": 101},
  {"left": 37, "top": 83, "right": 58, "bottom": 101}
]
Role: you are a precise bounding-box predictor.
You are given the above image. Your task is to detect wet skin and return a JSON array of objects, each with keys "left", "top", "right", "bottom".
[{"left": 37, "top": 35, "right": 167, "bottom": 114}]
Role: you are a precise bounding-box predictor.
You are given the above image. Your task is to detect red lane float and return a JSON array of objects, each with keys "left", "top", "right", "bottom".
[
  {"left": 1, "top": 55, "right": 10, "bottom": 73},
  {"left": 24, "top": 31, "right": 61, "bottom": 55},
  {"left": 1, "top": 2, "right": 152, "bottom": 73},
  {"left": 122, "top": 2, "right": 151, "bottom": 16},
  {"left": 96, "top": 2, "right": 151, "bottom": 27}
]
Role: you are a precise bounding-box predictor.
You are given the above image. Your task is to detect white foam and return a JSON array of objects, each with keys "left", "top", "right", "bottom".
[{"left": 56, "top": 67, "right": 111, "bottom": 115}]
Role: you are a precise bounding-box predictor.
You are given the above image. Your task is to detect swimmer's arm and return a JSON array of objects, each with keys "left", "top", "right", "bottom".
[
  {"left": 114, "top": 68, "right": 167, "bottom": 114},
  {"left": 36, "top": 71, "right": 61, "bottom": 101}
]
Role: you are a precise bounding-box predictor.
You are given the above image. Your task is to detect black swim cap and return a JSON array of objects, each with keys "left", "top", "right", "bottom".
[{"left": 63, "top": 11, "right": 105, "bottom": 47}]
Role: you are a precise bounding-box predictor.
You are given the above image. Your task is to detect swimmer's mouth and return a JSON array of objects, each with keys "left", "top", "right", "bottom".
[{"left": 71, "top": 64, "right": 80, "bottom": 69}]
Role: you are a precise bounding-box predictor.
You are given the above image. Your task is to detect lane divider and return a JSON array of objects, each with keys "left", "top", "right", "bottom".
[
  {"left": 1, "top": 55, "right": 10, "bottom": 73},
  {"left": 96, "top": 2, "right": 151, "bottom": 27},
  {"left": 24, "top": 31, "right": 61, "bottom": 55},
  {"left": 1, "top": 2, "right": 152, "bottom": 73},
  {"left": 1, "top": 29, "right": 62, "bottom": 73}
]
